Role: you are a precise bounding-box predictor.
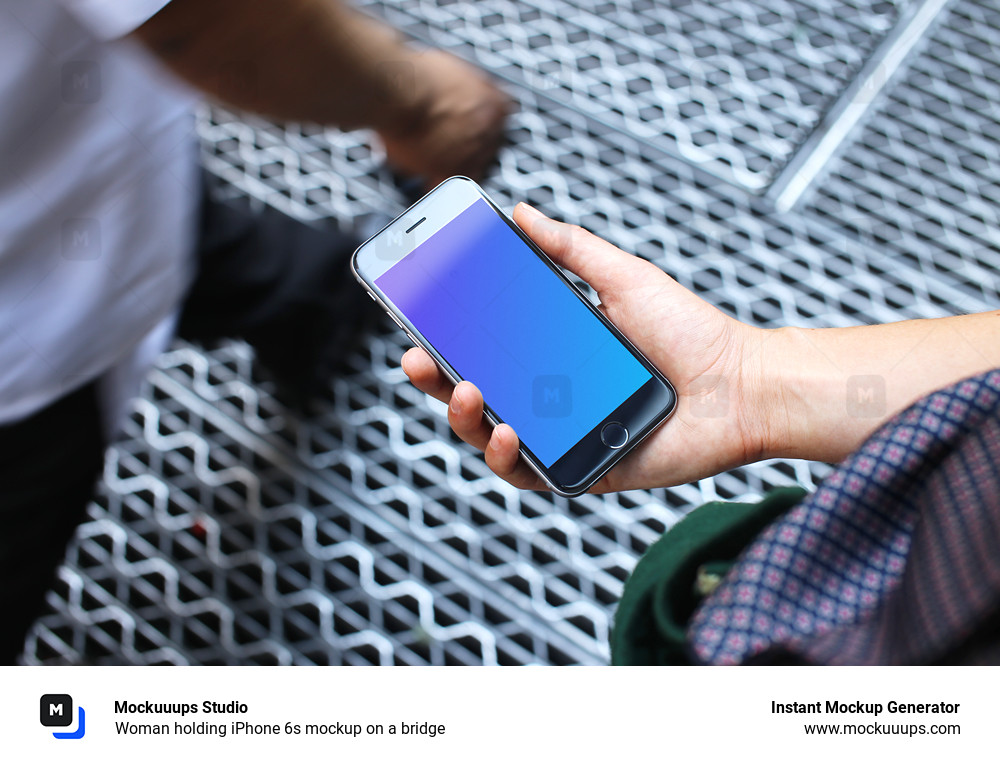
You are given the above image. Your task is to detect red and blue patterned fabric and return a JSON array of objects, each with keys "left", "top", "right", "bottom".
[{"left": 688, "top": 368, "right": 1000, "bottom": 664}]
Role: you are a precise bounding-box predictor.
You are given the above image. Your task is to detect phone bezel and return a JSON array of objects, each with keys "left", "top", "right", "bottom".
[{"left": 351, "top": 177, "right": 676, "bottom": 496}]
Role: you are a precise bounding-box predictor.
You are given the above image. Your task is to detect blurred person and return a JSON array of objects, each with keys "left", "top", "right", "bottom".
[
  {"left": 404, "top": 204, "right": 1000, "bottom": 664},
  {"left": 0, "top": 0, "right": 509, "bottom": 663}
]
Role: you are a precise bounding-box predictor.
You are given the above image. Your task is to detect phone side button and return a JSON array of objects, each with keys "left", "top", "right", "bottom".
[{"left": 600, "top": 422, "right": 628, "bottom": 449}]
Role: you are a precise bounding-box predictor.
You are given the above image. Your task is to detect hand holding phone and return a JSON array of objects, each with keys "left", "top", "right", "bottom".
[
  {"left": 355, "top": 179, "right": 761, "bottom": 494},
  {"left": 400, "top": 200, "right": 770, "bottom": 493},
  {"left": 400, "top": 197, "right": 1000, "bottom": 493}
]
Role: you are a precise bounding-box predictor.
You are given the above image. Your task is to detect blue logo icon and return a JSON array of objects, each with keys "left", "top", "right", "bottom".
[{"left": 40, "top": 694, "right": 86, "bottom": 739}]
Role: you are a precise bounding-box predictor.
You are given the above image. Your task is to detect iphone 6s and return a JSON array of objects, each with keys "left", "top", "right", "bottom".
[{"left": 352, "top": 177, "right": 675, "bottom": 496}]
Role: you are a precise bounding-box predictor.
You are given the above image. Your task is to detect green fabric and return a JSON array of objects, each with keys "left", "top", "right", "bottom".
[{"left": 610, "top": 486, "right": 808, "bottom": 665}]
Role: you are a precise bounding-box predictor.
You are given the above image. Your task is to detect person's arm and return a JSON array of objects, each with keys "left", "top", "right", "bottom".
[
  {"left": 132, "top": 0, "right": 510, "bottom": 183},
  {"left": 403, "top": 203, "right": 1000, "bottom": 491},
  {"left": 766, "top": 311, "right": 1000, "bottom": 463}
]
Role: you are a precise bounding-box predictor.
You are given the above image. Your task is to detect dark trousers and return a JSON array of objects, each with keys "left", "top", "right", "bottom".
[
  {"left": 0, "top": 187, "right": 363, "bottom": 663},
  {"left": 0, "top": 382, "right": 105, "bottom": 662}
]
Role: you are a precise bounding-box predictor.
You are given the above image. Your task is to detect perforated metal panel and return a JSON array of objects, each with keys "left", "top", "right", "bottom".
[
  {"left": 807, "top": 0, "right": 1000, "bottom": 309},
  {"left": 359, "top": 0, "right": 909, "bottom": 190},
  {"left": 23, "top": 0, "right": 1000, "bottom": 665}
]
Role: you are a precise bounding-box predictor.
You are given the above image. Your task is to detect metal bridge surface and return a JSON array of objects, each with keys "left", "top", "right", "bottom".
[{"left": 24, "top": 0, "right": 1000, "bottom": 665}]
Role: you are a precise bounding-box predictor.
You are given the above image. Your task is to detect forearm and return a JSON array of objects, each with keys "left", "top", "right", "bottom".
[
  {"left": 133, "top": 0, "right": 427, "bottom": 134},
  {"left": 764, "top": 311, "right": 1000, "bottom": 463}
]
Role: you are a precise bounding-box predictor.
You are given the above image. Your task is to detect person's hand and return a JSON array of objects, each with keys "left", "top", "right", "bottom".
[
  {"left": 376, "top": 50, "right": 512, "bottom": 186},
  {"left": 401, "top": 203, "right": 781, "bottom": 493}
]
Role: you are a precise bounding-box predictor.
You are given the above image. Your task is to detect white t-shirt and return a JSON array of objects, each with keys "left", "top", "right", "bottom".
[{"left": 0, "top": 0, "right": 198, "bottom": 428}]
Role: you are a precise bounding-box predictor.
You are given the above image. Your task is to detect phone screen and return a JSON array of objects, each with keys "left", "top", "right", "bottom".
[{"left": 376, "top": 198, "right": 653, "bottom": 467}]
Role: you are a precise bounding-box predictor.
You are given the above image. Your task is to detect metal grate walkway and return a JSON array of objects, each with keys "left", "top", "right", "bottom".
[{"left": 24, "top": 0, "right": 1000, "bottom": 665}]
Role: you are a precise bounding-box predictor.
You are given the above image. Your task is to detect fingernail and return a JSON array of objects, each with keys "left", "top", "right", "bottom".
[
  {"left": 489, "top": 429, "right": 502, "bottom": 451},
  {"left": 450, "top": 392, "right": 462, "bottom": 415},
  {"left": 518, "top": 202, "right": 541, "bottom": 217}
]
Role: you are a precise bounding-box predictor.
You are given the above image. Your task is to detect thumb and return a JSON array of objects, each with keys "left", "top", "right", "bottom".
[{"left": 512, "top": 203, "right": 647, "bottom": 296}]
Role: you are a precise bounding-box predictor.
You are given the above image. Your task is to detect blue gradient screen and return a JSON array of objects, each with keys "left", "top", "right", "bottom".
[{"left": 376, "top": 199, "right": 652, "bottom": 467}]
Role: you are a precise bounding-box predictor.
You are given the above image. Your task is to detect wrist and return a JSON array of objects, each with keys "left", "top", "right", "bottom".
[
  {"left": 368, "top": 49, "right": 437, "bottom": 140},
  {"left": 733, "top": 325, "right": 789, "bottom": 465},
  {"left": 756, "top": 326, "right": 809, "bottom": 461},
  {"left": 760, "top": 326, "right": 862, "bottom": 464},
  {"left": 330, "top": 7, "right": 433, "bottom": 136}
]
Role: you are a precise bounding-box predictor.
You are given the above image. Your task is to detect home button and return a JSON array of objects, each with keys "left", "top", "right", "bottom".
[{"left": 600, "top": 422, "right": 628, "bottom": 449}]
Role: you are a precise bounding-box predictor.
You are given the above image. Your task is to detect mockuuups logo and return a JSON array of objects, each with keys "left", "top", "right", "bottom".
[{"left": 40, "top": 694, "right": 86, "bottom": 739}]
